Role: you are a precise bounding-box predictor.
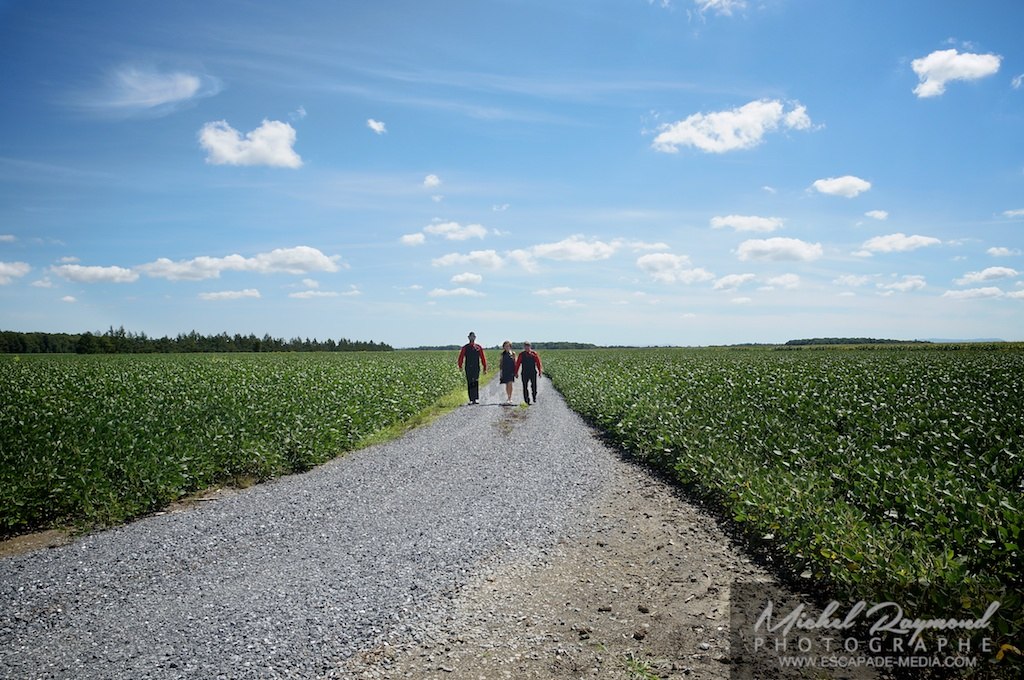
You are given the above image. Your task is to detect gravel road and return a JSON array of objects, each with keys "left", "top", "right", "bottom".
[{"left": 0, "top": 376, "right": 619, "bottom": 679}]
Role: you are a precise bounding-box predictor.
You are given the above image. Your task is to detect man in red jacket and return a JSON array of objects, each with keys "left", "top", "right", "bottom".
[
  {"left": 457, "top": 331, "right": 487, "bottom": 404},
  {"left": 514, "top": 341, "right": 542, "bottom": 405}
]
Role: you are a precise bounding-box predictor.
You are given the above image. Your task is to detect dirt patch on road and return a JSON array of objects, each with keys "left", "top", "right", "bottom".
[{"left": 340, "top": 455, "right": 803, "bottom": 679}]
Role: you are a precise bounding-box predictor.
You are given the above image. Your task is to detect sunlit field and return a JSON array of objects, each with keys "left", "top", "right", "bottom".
[
  {"left": 546, "top": 345, "right": 1023, "bottom": 641},
  {"left": 0, "top": 352, "right": 463, "bottom": 534}
]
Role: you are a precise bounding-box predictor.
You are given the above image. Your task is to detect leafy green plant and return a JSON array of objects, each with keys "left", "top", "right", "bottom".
[
  {"left": 0, "top": 351, "right": 464, "bottom": 534},
  {"left": 547, "top": 346, "right": 1023, "bottom": 659}
]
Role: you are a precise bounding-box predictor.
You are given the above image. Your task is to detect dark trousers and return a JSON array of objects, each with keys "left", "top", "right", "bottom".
[
  {"left": 522, "top": 373, "right": 537, "bottom": 403},
  {"left": 466, "top": 372, "right": 480, "bottom": 402}
]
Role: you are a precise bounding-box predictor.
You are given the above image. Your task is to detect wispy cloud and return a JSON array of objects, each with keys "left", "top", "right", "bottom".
[
  {"left": 199, "top": 289, "right": 261, "bottom": 301},
  {"left": 76, "top": 66, "right": 221, "bottom": 116},
  {"left": 367, "top": 118, "right": 387, "bottom": 134},
  {"left": 865, "top": 210, "right": 889, "bottom": 220},
  {"left": 428, "top": 287, "right": 484, "bottom": 297}
]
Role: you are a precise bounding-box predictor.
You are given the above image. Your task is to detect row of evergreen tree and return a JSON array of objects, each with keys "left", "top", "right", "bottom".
[{"left": 0, "top": 327, "right": 393, "bottom": 354}]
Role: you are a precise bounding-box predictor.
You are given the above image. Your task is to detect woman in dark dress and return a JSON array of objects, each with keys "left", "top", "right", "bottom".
[{"left": 498, "top": 340, "right": 517, "bottom": 404}]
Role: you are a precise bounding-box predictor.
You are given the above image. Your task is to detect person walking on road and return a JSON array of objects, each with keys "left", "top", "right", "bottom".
[
  {"left": 457, "top": 331, "right": 487, "bottom": 404},
  {"left": 498, "top": 340, "right": 517, "bottom": 405},
  {"left": 514, "top": 341, "right": 542, "bottom": 405}
]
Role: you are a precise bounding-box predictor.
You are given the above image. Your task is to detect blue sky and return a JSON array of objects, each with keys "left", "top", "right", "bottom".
[{"left": 1, "top": 0, "right": 1022, "bottom": 347}]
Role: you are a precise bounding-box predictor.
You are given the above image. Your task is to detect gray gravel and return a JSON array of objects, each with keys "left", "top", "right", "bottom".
[{"left": 0, "top": 375, "right": 616, "bottom": 679}]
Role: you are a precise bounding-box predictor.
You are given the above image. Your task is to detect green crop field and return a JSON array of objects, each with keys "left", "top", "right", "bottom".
[
  {"left": 0, "top": 351, "right": 464, "bottom": 535},
  {"left": 546, "top": 345, "right": 1023, "bottom": 643}
]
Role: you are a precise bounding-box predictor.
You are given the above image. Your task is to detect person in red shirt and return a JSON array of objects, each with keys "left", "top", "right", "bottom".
[
  {"left": 456, "top": 331, "right": 487, "bottom": 404},
  {"left": 514, "top": 341, "right": 542, "bottom": 405}
]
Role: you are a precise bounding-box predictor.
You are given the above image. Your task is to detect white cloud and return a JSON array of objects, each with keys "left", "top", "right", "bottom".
[
  {"left": 713, "top": 273, "right": 756, "bottom": 290},
  {"left": 432, "top": 250, "right": 504, "bottom": 269},
  {"left": 53, "top": 264, "right": 137, "bottom": 283},
  {"left": 0, "top": 234, "right": 15, "bottom": 242},
  {"left": 0, "top": 261, "right": 31, "bottom": 284},
  {"left": 859, "top": 233, "right": 941, "bottom": 254},
  {"left": 290, "top": 106, "right": 307, "bottom": 121},
  {"left": 637, "top": 253, "right": 715, "bottom": 284},
  {"left": 451, "top": 272, "right": 483, "bottom": 285},
  {"left": 911, "top": 49, "right": 1002, "bottom": 98},
  {"left": 731, "top": 297, "right": 752, "bottom": 305},
  {"left": 424, "top": 221, "right": 487, "bottom": 240},
  {"left": 492, "top": 203, "right": 510, "bottom": 212},
  {"left": 61, "top": 295, "right": 77, "bottom": 303},
  {"left": 534, "top": 286, "right": 573, "bottom": 296},
  {"left": 865, "top": 210, "right": 889, "bottom": 220},
  {"left": 301, "top": 278, "right": 319, "bottom": 289},
  {"left": 988, "top": 247, "right": 1022, "bottom": 257},
  {"left": 737, "top": 237, "right": 822, "bottom": 262},
  {"left": 1013, "top": 74, "right": 1023, "bottom": 89},
  {"left": 59, "top": 256, "right": 80, "bottom": 263},
  {"left": 942, "top": 287, "right": 1005, "bottom": 300},
  {"left": 954, "top": 266, "right": 1019, "bottom": 285},
  {"left": 198, "top": 289, "right": 261, "bottom": 301},
  {"left": 532, "top": 235, "right": 618, "bottom": 261},
  {"left": 139, "top": 246, "right": 340, "bottom": 280},
  {"left": 710, "top": 214, "right": 783, "bottom": 233},
  {"left": 652, "top": 99, "right": 812, "bottom": 154},
  {"left": 877, "top": 275, "right": 926, "bottom": 293},
  {"left": 423, "top": 174, "right": 442, "bottom": 188},
  {"left": 508, "top": 235, "right": 620, "bottom": 271},
  {"left": 428, "top": 287, "right": 485, "bottom": 297},
  {"left": 199, "top": 119, "right": 302, "bottom": 168},
  {"left": 765, "top": 273, "right": 801, "bottom": 289},
  {"left": 834, "top": 274, "right": 872, "bottom": 287},
  {"left": 552, "top": 299, "right": 581, "bottom": 309},
  {"left": 812, "top": 175, "right": 871, "bottom": 198},
  {"left": 367, "top": 119, "right": 387, "bottom": 134},
  {"left": 31, "top": 277, "right": 53, "bottom": 288},
  {"left": 1003, "top": 209, "right": 1024, "bottom": 218},
  {"left": 400, "top": 233, "right": 426, "bottom": 246}
]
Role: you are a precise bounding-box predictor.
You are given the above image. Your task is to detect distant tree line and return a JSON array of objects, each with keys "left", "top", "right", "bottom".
[
  {"left": 784, "top": 337, "right": 930, "bottom": 346},
  {"left": 408, "top": 341, "right": 600, "bottom": 351},
  {"left": 0, "top": 327, "right": 393, "bottom": 354}
]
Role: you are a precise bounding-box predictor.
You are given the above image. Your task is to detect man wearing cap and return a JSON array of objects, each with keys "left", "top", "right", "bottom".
[
  {"left": 457, "top": 331, "right": 488, "bottom": 404},
  {"left": 514, "top": 341, "right": 543, "bottom": 405}
]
